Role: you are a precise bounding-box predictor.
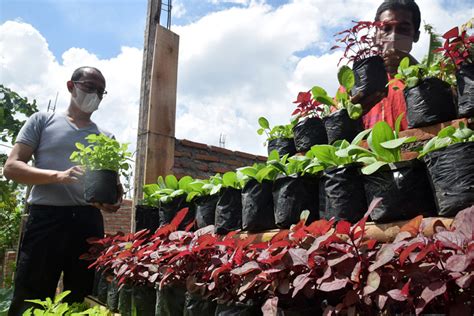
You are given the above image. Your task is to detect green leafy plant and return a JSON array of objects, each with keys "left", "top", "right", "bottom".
[
  {"left": 70, "top": 134, "right": 132, "bottom": 177},
  {"left": 186, "top": 174, "right": 223, "bottom": 202},
  {"left": 143, "top": 175, "right": 194, "bottom": 205},
  {"left": 257, "top": 117, "right": 294, "bottom": 145},
  {"left": 419, "top": 122, "right": 474, "bottom": 158},
  {"left": 310, "top": 66, "right": 362, "bottom": 120},
  {"left": 265, "top": 150, "right": 318, "bottom": 176}
]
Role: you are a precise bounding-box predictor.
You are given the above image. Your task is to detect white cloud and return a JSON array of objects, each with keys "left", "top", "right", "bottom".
[
  {"left": 208, "top": 0, "right": 250, "bottom": 5},
  {"left": 172, "top": 0, "right": 187, "bottom": 19}
]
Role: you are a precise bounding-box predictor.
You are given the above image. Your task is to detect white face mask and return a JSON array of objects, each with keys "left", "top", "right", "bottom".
[
  {"left": 379, "top": 32, "right": 413, "bottom": 53},
  {"left": 72, "top": 86, "right": 101, "bottom": 113}
]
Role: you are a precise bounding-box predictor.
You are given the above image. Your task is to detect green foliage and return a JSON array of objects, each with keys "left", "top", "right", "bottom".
[
  {"left": 186, "top": 174, "right": 223, "bottom": 202},
  {"left": 237, "top": 162, "right": 278, "bottom": 184},
  {"left": 143, "top": 175, "right": 195, "bottom": 205},
  {"left": 257, "top": 117, "right": 294, "bottom": 145},
  {"left": 266, "top": 150, "right": 320, "bottom": 176},
  {"left": 70, "top": 134, "right": 132, "bottom": 176},
  {"left": 419, "top": 122, "right": 474, "bottom": 158},
  {"left": 0, "top": 287, "right": 13, "bottom": 314}
]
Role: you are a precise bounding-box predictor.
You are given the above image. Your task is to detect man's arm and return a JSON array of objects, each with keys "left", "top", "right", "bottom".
[{"left": 3, "top": 143, "right": 83, "bottom": 185}]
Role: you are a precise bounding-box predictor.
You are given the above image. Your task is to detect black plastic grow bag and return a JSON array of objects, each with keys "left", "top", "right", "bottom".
[
  {"left": 84, "top": 170, "right": 118, "bottom": 204},
  {"left": 118, "top": 285, "right": 132, "bottom": 316},
  {"left": 194, "top": 195, "right": 219, "bottom": 228},
  {"left": 363, "top": 160, "right": 436, "bottom": 223},
  {"left": 456, "top": 63, "right": 474, "bottom": 118},
  {"left": 159, "top": 195, "right": 196, "bottom": 230},
  {"left": 132, "top": 286, "right": 156, "bottom": 316},
  {"left": 423, "top": 142, "right": 474, "bottom": 217},
  {"left": 319, "top": 163, "right": 367, "bottom": 223},
  {"left": 352, "top": 56, "right": 388, "bottom": 112},
  {"left": 106, "top": 279, "right": 119, "bottom": 312},
  {"left": 404, "top": 77, "right": 457, "bottom": 128},
  {"left": 323, "top": 109, "right": 363, "bottom": 144},
  {"left": 215, "top": 303, "right": 262, "bottom": 316},
  {"left": 135, "top": 205, "right": 160, "bottom": 232},
  {"left": 241, "top": 179, "right": 276, "bottom": 232},
  {"left": 293, "top": 117, "right": 328, "bottom": 153},
  {"left": 273, "top": 174, "right": 319, "bottom": 228},
  {"left": 215, "top": 188, "right": 242, "bottom": 234},
  {"left": 156, "top": 286, "right": 186, "bottom": 316},
  {"left": 183, "top": 292, "right": 216, "bottom": 316},
  {"left": 267, "top": 137, "right": 297, "bottom": 157}
]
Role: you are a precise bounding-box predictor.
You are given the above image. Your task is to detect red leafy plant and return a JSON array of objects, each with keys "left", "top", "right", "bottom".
[
  {"left": 332, "top": 20, "right": 384, "bottom": 65},
  {"left": 436, "top": 25, "right": 474, "bottom": 68},
  {"left": 84, "top": 202, "right": 474, "bottom": 315},
  {"left": 291, "top": 91, "right": 326, "bottom": 122}
]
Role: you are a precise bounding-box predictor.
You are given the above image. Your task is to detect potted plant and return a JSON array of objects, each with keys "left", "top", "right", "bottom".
[
  {"left": 70, "top": 133, "right": 131, "bottom": 204},
  {"left": 214, "top": 171, "right": 244, "bottom": 235},
  {"left": 187, "top": 174, "right": 222, "bottom": 229},
  {"left": 346, "top": 115, "right": 437, "bottom": 222},
  {"left": 436, "top": 24, "right": 474, "bottom": 118},
  {"left": 419, "top": 122, "right": 474, "bottom": 216},
  {"left": 291, "top": 91, "right": 328, "bottom": 153},
  {"left": 257, "top": 117, "right": 296, "bottom": 157},
  {"left": 332, "top": 20, "right": 388, "bottom": 112},
  {"left": 311, "top": 65, "right": 364, "bottom": 144}
]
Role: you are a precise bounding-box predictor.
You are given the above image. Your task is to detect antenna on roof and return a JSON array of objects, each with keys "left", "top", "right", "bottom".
[
  {"left": 161, "top": 0, "right": 172, "bottom": 29},
  {"left": 47, "top": 92, "right": 58, "bottom": 112},
  {"left": 219, "top": 133, "right": 226, "bottom": 148}
]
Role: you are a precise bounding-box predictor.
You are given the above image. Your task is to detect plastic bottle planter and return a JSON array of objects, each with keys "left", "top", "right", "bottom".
[
  {"left": 293, "top": 116, "right": 328, "bottom": 153},
  {"left": 159, "top": 195, "right": 196, "bottom": 230},
  {"left": 194, "top": 195, "right": 219, "bottom": 229},
  {"left": 456, "top": 63, "right": 474, "bottom": 118},
  {"left": 135, "top": 205, "right": 160, "bottom": 232},
  {"left": 267, "top": 137, "right": 297, "bottom": 157},
  {"left": 352, "top": 56, "right": 388, "bottom": 112},
  {"left": 323, "top": 109, "right": 364, "bottom": 144},
  {"left": 404, "top": 77, "right": 457, "bottom": 128},
  {"left": 184, "top": 292, "right": 217, "bottom": 316},
  {"left": 423, "top": 141, "right": 474, "bottom": 217},
  {"left": 241, "top": 179, "right": 276, "bottom": 232},
  {"left": 273, "top": 174, "right": 319, "bottom": 228},
  {"left": 156, "top": 286, "right": 186, "bottom": 316},
  {"left": 214, "top": 187, "right": 242, "bottom": 235},
  {"left": 84, "top": 170, "right": 118, "bottom": 204},
  {"left": 319, "top": 163, "right": 367, "bottom": 223},
  {"left": 363, "top": 160, "right": 437, "bottom": 223}
]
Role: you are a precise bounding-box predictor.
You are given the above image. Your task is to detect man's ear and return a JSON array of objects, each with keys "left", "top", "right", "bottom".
[
  {"left": 67, "top": 80, "right": 74, "bottom": 93},
  {"left": 413, "top": 30, "right": 420, "bottom": 43}
]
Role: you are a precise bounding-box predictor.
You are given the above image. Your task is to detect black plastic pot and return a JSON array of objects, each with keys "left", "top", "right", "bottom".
[
  {"left": 132, "top": 285, "right": 156, "bottom": 316},
  {"left": 267, "top": 137, "right": 297, "bottom": 157},
  {"left": 423, "top": 142, "right": 474, "bottom": 217},
  {"left": 319, "top": 163, "right": 367, "bottom": 223},
  {"left": 323, "top": 109, "right": 364, "bottom": 144},
  {"left": 84, "top": 170, "right": 118, "bottom": 204},
  {"left": 159, "top": 195, "right": 196, "bottom": 230},
  {"left": 273, "top": 174, "right": 319, "bottom": 228},
  {"left": 215, "top": 188, "right": 242, "bottom": 235},
  {"left": 456, "top": 63, "right": 474, "bottom": 118},
  {"left": 96, "top": 272, "right": 109, "bottom": 303},
  {"left": 135, "top": 205, "right": 160, "bottom": 232},
  {"left": 363, "top": 160, "right": 436, "bottom": 223},
  {"left": 215, "top": 303, "right": 262, "bottom": 316},
  {"left": 156, "top": 286, "right": 186, "bottom": 316},
  {"left": 293, "top": 117, "right": 328, "bottom": 153},
  {"left": 404, "top": 77, "right": 457, "bottom": 128},
  {"left": 241, "top": 179, "right": 276, "bottom": 232},
  {"left": 352, "top": 56, "right": 388, "bottom": 112},
  {"left": 194, "top": 195, "right": 219, "bottom": 228},
  {"left": 118, "top": 285, "right": 132, "bottom": 316},
  {"left": 106, "top": 279, "right": 119, "bottom": 312},
  {"left": 183, "top": 292, "right": 216, "bottom": 316}
]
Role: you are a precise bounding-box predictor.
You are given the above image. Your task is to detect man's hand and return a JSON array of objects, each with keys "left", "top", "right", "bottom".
[
  {"left": 383, "top": 49, "right": 418, "bottom": 76},
  {"left": 93, "top": 184, "right": 124, "bottom": 213},
  {"left": 56, "top": 166, "right": 84, "bottom": 184}
]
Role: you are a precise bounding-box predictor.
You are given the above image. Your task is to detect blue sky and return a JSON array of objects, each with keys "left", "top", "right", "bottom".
[{"left": 1, "top": 0, "right": 472, "bottom": 156}]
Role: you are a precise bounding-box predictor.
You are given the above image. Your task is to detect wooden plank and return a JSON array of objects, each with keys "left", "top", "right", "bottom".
[{"left": 143, "top": 26, "right": 179, "bottom": 184}]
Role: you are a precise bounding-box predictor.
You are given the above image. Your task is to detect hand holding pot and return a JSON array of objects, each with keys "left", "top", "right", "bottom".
[
  {"left": 56, "top": 165, "right": 84, "bottom": 184},
  {"left": 92, "top": 183, "right": 124, "bottom": 213}
]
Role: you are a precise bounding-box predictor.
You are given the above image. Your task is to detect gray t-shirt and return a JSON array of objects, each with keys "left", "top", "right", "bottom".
[{"left": 16, "top": 111, "right": 113, "bottom": 206}]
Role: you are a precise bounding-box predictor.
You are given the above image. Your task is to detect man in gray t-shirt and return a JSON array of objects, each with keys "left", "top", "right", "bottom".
[{"left": 4, "top": 66, "right": 122, "bottom": 315}]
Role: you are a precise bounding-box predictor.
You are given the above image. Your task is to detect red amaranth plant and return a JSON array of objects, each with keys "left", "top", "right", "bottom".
[
  {"left": 436, "top": 26, "right": 474, "bottom": 68},
  {"left": 291, "top": 91, "right": 325, "bottom": 121},
  {"left": 332, "top": 20, "right": 384, "bottom": 66}
]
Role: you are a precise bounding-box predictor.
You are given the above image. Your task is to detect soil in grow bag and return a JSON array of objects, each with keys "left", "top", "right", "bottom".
[
  {"left": 132, "top": 286, "right": 156, "bottom": 316},
  {"left": 183, "top": 292, "right": 216, "bottom": 316},
  {"left": 215, "top": 188, "right": 242, "bottom": 235},
  {"left": 84, "top": 170, "right": 118, "bottom": 204},
  {"left": 319, "top": 163, "right": 367, "bottom": 223},
  {"left": 242, "top": 179, "right": 276, "bottom": 232},
  {"left": 194, "top": 194, "right": 219, "bottom": 228},
  {"left": 352, "top": 56, "right": 388, "bottom": 112},
  {"left": 423, "top": 141, "right": 474, "bottom": 217},
  {"left": 323, "top": 109, "right": 364, "bottom": 144},
  {"left": 135, "top": 205, "right": 160, "bottom": 232},
  {"left": 404, "top": 77, "right": 457, "bottom": 128},
  {"left": 156, "top": 286, "right": 186, "bottom": 316},
  {"left": 215, "top": 303, "right": 262, "bottom": 316},
  {"left": 456, "top": 63, "right": 474, "bottom": 118},
  {"left": 273, "top": 175, "right": 319, "bottom": 228},
  {"left": 267, "top": 137, "right": 297, "bottom": 157},
  {"left": 118, "top": 285, "right": 133, "bottom": 316},
  {"left": 363, "top": 160, "right": 437, "bottom": 223},
  {"left": 159, "top": 195, "right": 196, "bottom": 230},
  {"left": 293, "top": 116, "right": 328, "bottom": 153}
]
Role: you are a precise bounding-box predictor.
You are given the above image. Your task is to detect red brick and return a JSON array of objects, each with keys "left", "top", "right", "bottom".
[
  {"left": 234, "top": 151, "right": 257, "bottom": 160},
  {"left": 211, "top": 166, "right": 233, "bottom": 174},
  {"left": 180, "top": 139, "right": 209, "bottom": 150},
  {"left": 197, "top": 164, "right": 209, "bottom": 172},
  {"left": 195, "top": 154, "right": 220, "bottom": 162},
  {"left": 256, "top": 155, "right": 267, "bottom": 162},
  {"left": 209, "top": 145, "right": 234, "bottom": 156},
  {"left": 222, "top": 159, "right": 247, "bottom": 167},
  {"left": 174, "top": 150, "right": 191, "bottom": 158}
]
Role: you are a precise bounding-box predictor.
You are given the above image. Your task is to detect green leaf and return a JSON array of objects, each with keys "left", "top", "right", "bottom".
[
  {"left": 165, "top": 175, "right": 179, "bottom": 189},
  {"left": 267, "top": 160, "right": 287, "bottom": 175},
  {"left": 346, "top": 102, "right": 362, "bottom": 119},
  {"left": 237, "top": 166, "right": 257, "bottom": 178},
  {"left": 380, "top": 136, "right": 416, "bottom": 149},
  {"left": 178, "top": 176, "right": 193, "bottom": 190},
  {"left": 268, "top": 149, "right": 280, "bottom": 161},
  {"left": 437, "top": 125, "right": 456, "bottom": 138},
  {"left": 222, "top": 172, "right": 237, "bottom": 188},
  {"left": 258, "top": 117, "right": 270, "bottom": 129},
  {"left": 186, "top": 191, "right": 200, "bottom": 202},
  {"left": 367, "top": 121, "right": 396, "bottom": 162},
  {"left": 337, "top": 65, "right": 355, "bottom": 91},
  {"left": 310, "top": 145, "right": 340, "bottom": 167},
  {"left": 361, "top": 161, "right": 388, "bottom": 175},
  {"left": 316, "top": 95, "right": 336, "bottom": 106},
  {"left": 406, "top": 77, "right": 419, "bottom": 88},
  {"left": 399, "top": 56, "right": 410, "bottom": 70},
  {"left": 157, "top": 176, "right": 166, "bottom": 189},
  {"left": 311, "top": 86, "right": 328, "bottom": 98},
  {"left": 351, "top": 128, "right": 372, "bottom": 146},
  {"left": 394, "top": 113, "right": 404, "bottom": 138},
  {"left": 210, "top": 183, "right": 222, "bottom": 195},
  {"left": 453, "top": 123, "right": 473, "bottom": 140},
  {"left": 255, "top": 166, "right": 276, "bottom": 182}
]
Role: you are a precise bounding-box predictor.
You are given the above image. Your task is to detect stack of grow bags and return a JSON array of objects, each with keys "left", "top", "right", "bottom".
[
  {"left": 215, "top": 188, "right": 243, "bottom": 234},
  {"left": 293, "top": 117, "right": 328, "bottom": 153},
  {"left": 456, "top": 64, "right": 474, "bottom": 118},
  {"left": 184, "top": 292, "right": 217, "bottom": 316},
  {"left": 194, "top": 195, "right": 219, "bottom": 228},
  {"left": 135, "top": 205, "right": 160, "bottom": 232},
  {"left": 323, "top": 109, "right": 363, "bottom": 144},
  {"left": 132, "top": 285, "right": 156, "bottom": 316},
  {"left": 242, "top": 179, "right": 276, "bottom": 232},
  {"left": 159, "top": 195, "right": 196, "bottom": 230},
  {"left": 268, "top": 138, "right": 297, "bottom": 157},
  {"left": 156, "top": 286, "right": 186, "bottom": 316}
]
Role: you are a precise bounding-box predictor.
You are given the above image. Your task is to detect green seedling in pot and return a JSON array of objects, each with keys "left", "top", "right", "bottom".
[
  {"left": 266, "top": 149, "right": 318, "bottom": 176},
  {"left": 257, "top": 117, "right": 294, "bottom": 145},
  {"left": 186, "top": 174, "right": 223, "bottom": 202},
  {"left": 237, "top": 151, "right": 281, "bottom": 185},
  {"left": 310, "top": 66, "right": 363, "bottom": 120},
  {"left": 143, "top": 174, "right": 194, "bottom": 204},
  {"left": 418, "top": 122, "right": 474, "bottom": 158}
]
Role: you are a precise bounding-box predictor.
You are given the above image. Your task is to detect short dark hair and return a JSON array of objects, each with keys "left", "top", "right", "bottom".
[
  {"left": 375, "top": 0, "right": 421, "bottom": 33},
  {"left": 71, "top": 66, "right": 105, "bottom": 82}
]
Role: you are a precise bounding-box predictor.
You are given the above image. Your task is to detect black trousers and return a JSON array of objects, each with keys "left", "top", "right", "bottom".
[{"left": 8, "top": 205, "right": 104, "bottom": 316}]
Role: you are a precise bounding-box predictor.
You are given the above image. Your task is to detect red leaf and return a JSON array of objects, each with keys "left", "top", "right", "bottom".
[
  {"left": 400, "top": 215, "right": 423, "bottom": 237},
  {"left": 442, "top": 26, "right": 459, "bottom": 39},
  {"left": 455, "top": 273, "right": 473, "bottom": 289},
  {"left": 414, "top": 243, "right": 435, "bottom": 263},
  {"left": 399, "top": 242, "right": 424, "bottom": 266},
  {"left": 237, "top": 235, "right": 257, "bottom": 248},
  {"left": 306, "top": 219, "right": 334, "bottom": 236},
  {"left": 316, "top": 266, "right": 333, "bottom": 284},
  {"left": 231, "top": 261, "right": 261, "bottom": 275},
  {"left": 318, "top": 276, "right": 348, "bottom": 292},
  {"left": 363, "top": 271, "right": 381, "bottom": 295},
  {"left": 170, "top": 207, "right": 189, "bottom": 230},
  {"left": 288, "top": 248, "right": 308, "bottom": 266},
  {"left": 377, "top": 294, "right": 388, "bottom": 310},
  {"left": 262, "top": 296, "right": 279, "bottom": 316},
  {"left": 270, "top": 230, "right": 289, "bottom": 243},
  {"left": 369, "top": 245, "right": 395, "bottom": 271},
  {"left": 401, "top": 278, "right": 411, "bottom": 296},
  {"left": 435, "top": 231, "right": 466, "bottom": 249},
  {"left": 365, "top": 239, "right": 377, "bottom": 250},
  {"left": 387, "top": 289, "right": 407, "bottom": 302},
  {"left": 232, "top": 247, "right": 244, "bottom": 266},
  {"left": 415, "top": 282, "right": 447, "bottom": 315},
  {"left": 452, "top": 205, "right": 474, "bottom": 240},
  {"left": 336, "top": 221, "right": 351, "bottom": 235},
  {"left": 446, "top": 254, "right": 470, "bottom": 272},
  {"left": 350, "top": 262, "right": 362, "bottom": 283},
  {"left": 292, "top": 272, "right": 312, "bottom": 297},
  {"left": 184, "top": 219, "right": 195, "bottom": 232}
]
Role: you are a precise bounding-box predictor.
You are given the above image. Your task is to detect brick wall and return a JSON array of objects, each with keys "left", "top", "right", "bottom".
[{"left": 102, "top": 199, "right": 133, "bottom": 234}]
